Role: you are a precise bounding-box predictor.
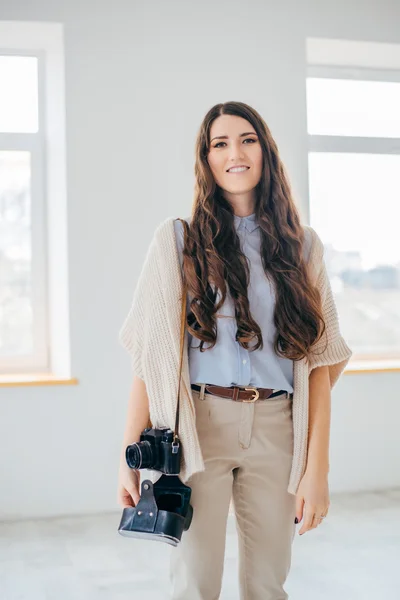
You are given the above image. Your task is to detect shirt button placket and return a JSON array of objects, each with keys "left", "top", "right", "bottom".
[
  {"left": 242, "top": 354, "right": 250, "bottom": 383},
  {"left": 238, "top": 347, "right": 251, "bottom": 385}
]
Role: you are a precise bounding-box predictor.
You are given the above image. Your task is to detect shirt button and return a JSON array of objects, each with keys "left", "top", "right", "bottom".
[{"left": 242, "top": 359, "right": 247, "bottom": 364}]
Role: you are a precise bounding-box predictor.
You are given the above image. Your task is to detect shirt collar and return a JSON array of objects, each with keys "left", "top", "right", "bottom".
[{"left": 233, "top": 212, "right": 259, "bottom": 233}]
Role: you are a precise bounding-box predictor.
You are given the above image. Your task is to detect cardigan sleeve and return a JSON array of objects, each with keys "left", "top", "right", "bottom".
[
  {"left": 307, "top": 229, "right": 353, "bottom": 389},
  {"left": 118, "top": 228, "right": 161, "bottom": 381}
]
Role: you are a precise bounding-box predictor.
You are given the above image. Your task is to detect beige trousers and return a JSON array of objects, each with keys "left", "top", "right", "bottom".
[{"left": 169, "top": 387, "right": 296, "bottom": 600}]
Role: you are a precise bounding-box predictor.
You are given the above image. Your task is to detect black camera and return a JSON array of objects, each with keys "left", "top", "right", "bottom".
[
  {"left": 119, "top": 427, "right": 193, "bottom": 545},
  {"left": 125, "top": 427, "right": 181, "bottom": 474}
]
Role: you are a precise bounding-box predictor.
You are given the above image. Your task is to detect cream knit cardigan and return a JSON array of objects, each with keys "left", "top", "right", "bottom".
[{"left": 119, "top": 217, "right": 353, "bottom": 495}]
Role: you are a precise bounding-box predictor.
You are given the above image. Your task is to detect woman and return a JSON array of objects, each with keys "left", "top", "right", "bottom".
[{"left": 117, "top": 101, "right": 352, "bottom": 600}]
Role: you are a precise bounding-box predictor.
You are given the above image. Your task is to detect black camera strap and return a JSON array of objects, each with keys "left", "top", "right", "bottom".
[{"left": 173, "top": 218, "right": 190, "bottom": 448}]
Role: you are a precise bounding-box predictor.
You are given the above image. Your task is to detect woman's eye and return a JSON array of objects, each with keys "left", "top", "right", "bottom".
[{"left": 214, "top": 138, "right": 256, "bottom": 149}]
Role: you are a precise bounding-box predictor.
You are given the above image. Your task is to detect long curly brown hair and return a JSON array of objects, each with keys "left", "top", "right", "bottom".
[{"left": 180, "top": 101, "right": 326, "bottom": 362}]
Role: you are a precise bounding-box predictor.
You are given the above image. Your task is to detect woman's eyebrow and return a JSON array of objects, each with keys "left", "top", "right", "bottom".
[{"left": 210, "top": 131, "right": 258, "bottom": 142}]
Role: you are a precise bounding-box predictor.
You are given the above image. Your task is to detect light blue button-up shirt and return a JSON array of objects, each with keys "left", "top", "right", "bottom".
[{"left": 174, "top": 214, "right": 312, "bottom": 391}]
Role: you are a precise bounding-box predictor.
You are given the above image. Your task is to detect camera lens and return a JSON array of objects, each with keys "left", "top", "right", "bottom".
[{"left": 126, "top": 441, "right": 154, "bottom": 469}]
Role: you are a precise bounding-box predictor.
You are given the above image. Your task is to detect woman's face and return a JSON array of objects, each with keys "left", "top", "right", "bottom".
[{"left": 207, "top": 114, "right": 263, "bottom": 202}]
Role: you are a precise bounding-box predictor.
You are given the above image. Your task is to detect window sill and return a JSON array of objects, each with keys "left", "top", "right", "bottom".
[
  {"left": 0, "top": 374, "right": 79, "bottom": 387},
  {"left": 346, "top": 359, "right": 400, "bottom": 374}
]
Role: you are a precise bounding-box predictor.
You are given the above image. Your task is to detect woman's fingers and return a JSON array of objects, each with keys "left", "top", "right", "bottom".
[
  {"left": 298, "top": 508, "right": 314, "bottom": 534},
  {"left": 118, "top": 484, "right": 140, "bottom": 508},
  {"left": 122, "top": 495, "right": 135, "bottom": 508},
  {"left": 298, "top": 505, "right": 326, "bottom": 534},
  {"left": 129, "top": 488, "right": 140, "bottom": 506},
  {"left": 118, "top": 467, "right": 141, "bottom": 507},
  {"left": 294, "top": 495, "right": 304, "bottom": 525}
]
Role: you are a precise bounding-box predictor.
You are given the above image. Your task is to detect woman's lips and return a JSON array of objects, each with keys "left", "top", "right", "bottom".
[{"left": 227, "top": 167, "right": 250, "bottom": 174}]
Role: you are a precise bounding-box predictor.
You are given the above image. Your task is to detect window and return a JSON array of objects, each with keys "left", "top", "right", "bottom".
[
  {"left": 306, "top": 64, "right": 400, "bottom": 361},
  {"left": 0, "top": 22, "right": 70, "bottom": 379},
  {"left": 0, "top": 54, "right": 48, "bottom": 371}
]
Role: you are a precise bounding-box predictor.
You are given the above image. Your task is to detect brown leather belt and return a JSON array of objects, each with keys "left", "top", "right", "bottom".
[{"left": 191, "top": 383, "right": 292, "bottom": 403}]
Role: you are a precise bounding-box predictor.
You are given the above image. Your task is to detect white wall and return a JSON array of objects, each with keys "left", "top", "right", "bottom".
[{"left": 0, "top": 0, "right": 399, "bottom": 520}]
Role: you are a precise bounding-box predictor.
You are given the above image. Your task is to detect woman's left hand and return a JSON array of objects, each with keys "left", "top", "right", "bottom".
[{"left": 295, "top": 469, "right": 330, "bottom": 535}]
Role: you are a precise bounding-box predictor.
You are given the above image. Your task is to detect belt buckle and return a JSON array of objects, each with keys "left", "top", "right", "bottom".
[{"left": 243, "top": 387, "right": 260, "bottom": 402}]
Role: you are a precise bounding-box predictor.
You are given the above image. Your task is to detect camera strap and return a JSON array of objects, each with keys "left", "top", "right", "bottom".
[{"left": 173, "top": 218, "right": 190, "bottom": 448}]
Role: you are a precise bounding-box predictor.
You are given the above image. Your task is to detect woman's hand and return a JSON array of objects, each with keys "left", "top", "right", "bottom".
[
  {"left": 295, "top": 469, "right": 330, "bottom": 535},
  {"left": 117, "top": 461, "right": 141, "bottom": 507}
]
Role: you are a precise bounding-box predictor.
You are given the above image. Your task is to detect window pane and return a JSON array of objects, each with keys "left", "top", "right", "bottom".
[
  {"left": 308, "top": 152, "right": 400, "bottom": 357},
  {"left": 306, "top": 78, "right": 400, "bottom": 138},
  {"left": 0, "top": 56, "right": 39, "bottom": 133},
  {"left": 0, "top": 151, "right": 33, "bottom": 356}
]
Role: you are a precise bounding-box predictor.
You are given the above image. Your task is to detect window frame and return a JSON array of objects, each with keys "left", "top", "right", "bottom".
[
  {"left": 307, "top": 64, "right": 400, "bottom": 362},
  {"left": 0, "top": 49, "right": 49, "bottom": 372}
]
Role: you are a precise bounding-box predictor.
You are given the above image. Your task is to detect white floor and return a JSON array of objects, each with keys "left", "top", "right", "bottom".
[{"left": 1, "top": 488, "right": 399, "bottom": 600}]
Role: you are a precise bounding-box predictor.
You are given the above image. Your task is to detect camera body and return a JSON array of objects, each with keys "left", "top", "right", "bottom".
[{"left": 125, "top": 427, "right": 181, "bottom": 474}]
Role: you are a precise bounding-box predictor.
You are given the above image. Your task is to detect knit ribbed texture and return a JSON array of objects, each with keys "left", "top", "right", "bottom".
[{"left": 119, "top": 218, "right": 352, "bottom": 495}]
